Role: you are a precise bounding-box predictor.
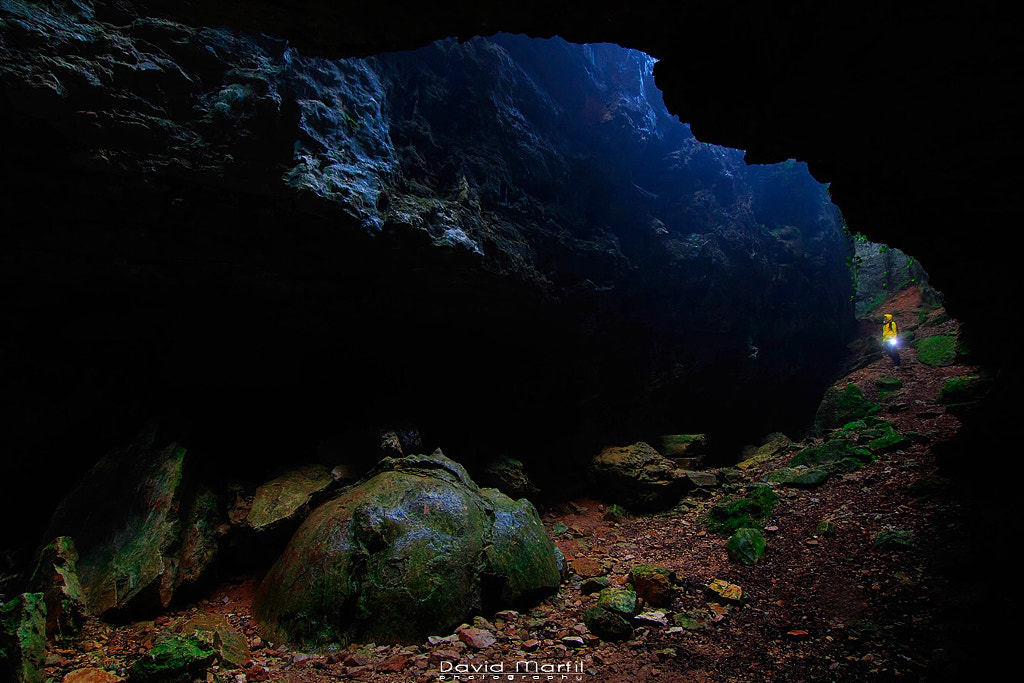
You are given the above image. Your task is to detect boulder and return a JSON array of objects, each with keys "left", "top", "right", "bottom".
[
  {"left": 252, "top": 451, "right": 560, "bottom": 648},
  {"left": 589, "top": 442, "right": 684, "bottom": 511},
  {"left": 126, "top": 631, "right": 216, "bottom": 682},
  {"left": 582, "top": 587, "right": 639, "bottom": 641},
  {"left": 479, "top": 488, "right": 561, "bottom": 608},
  {"left": 727, "top": 528, "right": 767, "bottom": 566},
  {"left": 27, "top": 536, "right": 86, "bottom": 641},
  {"left": 43, "top": 423, "right": 222, "bottom": 618},
  {"left": 244, "top": 464, "right": 336, "bottom": 532},
  {"left": 0, "top": 592, "right": 47, "bottom": 683},
  {"left": 657, "top": 434, "right": 707, "bottom": 469},
  {"left": 477, "top": 455, "right": 541, "bottom": 501},
  {"left": 766, "top": 466, "right": 830, "bottom": 488},
  {"left": 627, "top": 564, "right": 676, "bottom": 607}
]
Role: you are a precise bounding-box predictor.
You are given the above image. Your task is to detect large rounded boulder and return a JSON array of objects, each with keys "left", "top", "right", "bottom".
[{"left": 252, "top": 451, "right": 560, "bottom": 648}]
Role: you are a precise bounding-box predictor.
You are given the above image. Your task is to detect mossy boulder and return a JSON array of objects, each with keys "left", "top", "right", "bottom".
[
  {"left": 0, "top": 593, "right": 47, "bottom": 683},
  {"left": 727, "top": 528, "right": 766, "bottom": 566},
  {"left": 737, "top": 432, "right": 792, "bottom": 469},
  {"left": 480, "top": 487, "right": 562, "bottom": 608},
  {"left": 245, "top": 464, "right": 336, "bottom": 531},
  {"left": 937, "top": 375, "right": 987, "bottom": 406},
  {"left": 627, "top": 564, "right": 676, "bottom": 607},
  {"left": 589, "top": 442, "right": 683, "bottom": 511},
  {"left": 766, "top": 466, "right": 830, "bottom": 488},
  {"left": 790, "top": 438, "right": 872, "bottom": 469},
  {"left": 704, "top": 485, "right": 778, "bottom": 535},
  {"left": 127, "top": 631, "right": 216, "bottom": 681},
  {"left": 477, "top": 455, "right": 541, "bottom": 500},
  {"left": 583, "top": 587, "right": 639, "bottom": 640},
  {"left": 582, "top": 605, "right": 633, "bottom": 641},
  {"left": 43, "top": 422, "right": 223, "bottom": 618},
  {"left": 252, "top": 451, "right": 560, "bottom": 649},
  {"left": 916, "top": 335, "right": 958, "bottom": 366},
  {"left": 27, "top": 536, "right": 86, "bottom": 641},
  {"left": 180, "top": 613, "right": 251, "bottom": 669},
  {"left": 874, "top": 527, "right": 915, "bottom": 550},
  {"left": 811, "top": 384, "right": 881, "bottom": 435}
]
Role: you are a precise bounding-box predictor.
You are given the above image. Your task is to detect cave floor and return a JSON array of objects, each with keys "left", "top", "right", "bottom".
[{"left": 47, "top": 286, "right": 982, "bottom": 682}]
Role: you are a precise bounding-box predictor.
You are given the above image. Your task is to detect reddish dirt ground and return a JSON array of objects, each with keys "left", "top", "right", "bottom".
[{"left": 47, "top": 287, "right": 988, "bottom": 682}]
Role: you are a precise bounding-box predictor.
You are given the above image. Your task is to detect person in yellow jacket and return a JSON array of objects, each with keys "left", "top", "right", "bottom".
[{"left": 881, "top": 313, "right": 900, "bottom": 366}]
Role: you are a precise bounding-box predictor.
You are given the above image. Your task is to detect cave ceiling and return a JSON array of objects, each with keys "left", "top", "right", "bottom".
[{"left": 179, "top": 0, "right": 1019, "bottom": 368}]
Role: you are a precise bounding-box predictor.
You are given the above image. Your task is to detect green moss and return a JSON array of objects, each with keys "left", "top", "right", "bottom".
[
  {"left": 874, "top": 527, "right": 914, "bottom": 550},
  {"left": 916, "top": 335, "right": 958, "bottom": 366},
  {"left": 790, "top": 439, "right": 872, "bottom": 468},
  {"left": 726, "top": 528, "right": 766, "bottom": 566},
  {"left": 813, "top": 383, "right": 881, "bottom": 434},
  {"left": 128, "top": 632, "right": 216, "bottom": 681},
  {"left": 704, "top": 485, "right": 778, "bottom": 535}
]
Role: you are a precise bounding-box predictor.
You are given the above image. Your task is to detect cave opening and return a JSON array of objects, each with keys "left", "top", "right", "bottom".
[{"left": 1, "top": 20, "right": 931, "bottom": 551}]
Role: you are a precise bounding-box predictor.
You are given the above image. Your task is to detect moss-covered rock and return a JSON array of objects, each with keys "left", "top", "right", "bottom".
[
  {"left": 937, "top": 375, "right": 987, "bottom": 406},
  {"left": 42, "top": 422, "right": 223, "bottom": 618},
  {"left": 727, "top": 528, "right": 766, "bottom": 566},
  {"left": 704, "top": 485, "right": 778, "bottom": 535},
  {"left": 583, "top": 587, "right": 639, "bottom": 641},
  {"left": 480, "top": 488, "right": 562, "bottom": 608},
  {"left": 790, "top": 438, "right": 872, "bottom": 469},
  {"left": 0, "top": 593, "right": 47, "bottom": 683},
  {"left": 655, "top": 432, "right": 704, "bottom": 458},
  {"left": 252, "top": 451, "right": 560, "bottom": 649},
  {"left": 873, "top": 527, "right": 915, "bottom": 550},
  {"left": 245, "top": 464, "right": 336, "bottom": 531},
  {"left": 811, "top": 384, "right": 881, "bottom": 435},
  {"left": 627, "top": 564, "right": 676, "bottom": 607},
  {"left": 765, "top": 466, "right": 830, "bottom": 488},
  {"left": 127, "top": 631, "right": 216, "bottom": 681},
  {"left": 477, "top": 455, "right": 541, "bottom": 500},
  {"left": 589, "top": 442, "right": 683, "bottom": 511},
  {"left": 27, "top": 536, "right": 86, "bottom": 642},
  {"left": 596, "top": 587, "right": 638, "bottom": 617},
  {"left": 582, "top": 605, "right": 633, "bottom": 641},
  {"left": 916, "top": 335, "right": 958, "bottom": 366},
  {"left": 737, "top": 432, "right": 792, "bottom": 469}
]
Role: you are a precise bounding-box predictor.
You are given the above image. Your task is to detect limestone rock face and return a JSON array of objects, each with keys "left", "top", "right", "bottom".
[{"left": 252, "top": 451, "right": 560, "bottom": 648}]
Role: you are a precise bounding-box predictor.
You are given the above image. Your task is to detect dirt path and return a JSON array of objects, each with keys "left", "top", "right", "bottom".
[{"left": 48, "top": 287, "right": 985, "bottom": 682}]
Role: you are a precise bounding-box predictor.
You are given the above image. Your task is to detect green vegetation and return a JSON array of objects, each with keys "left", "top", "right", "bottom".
[
  {"left": 916, "top": 335, "right": 958, "bottom": 366},
  {"left": 790, "top": 438, "right": 872, "bottom": 469},
  {"left": 704, "top": 485, "right": 778, "bottom": 535},
  {"left": 726, "top": 528, "right": 766, "bottom": 566},
  {"left": 812, "top": 383, "right": 881, "bottom": 435},
  {"left": 937, "top": 375, "right": 984, "bottom": 405},
  {"left": 873, "top": 527, "right": 914, "bottom": 551}
]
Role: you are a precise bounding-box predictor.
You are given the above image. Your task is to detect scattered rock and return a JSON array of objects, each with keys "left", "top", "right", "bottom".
[{"left": 457, "top": 628, "right": 496, "bottom": 650}]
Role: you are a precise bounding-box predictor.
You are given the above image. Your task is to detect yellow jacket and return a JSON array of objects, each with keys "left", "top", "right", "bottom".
[{"left": 882, "top": 314, "right": 898, "bottom": 341}]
